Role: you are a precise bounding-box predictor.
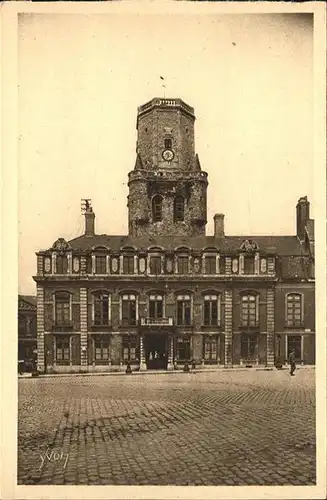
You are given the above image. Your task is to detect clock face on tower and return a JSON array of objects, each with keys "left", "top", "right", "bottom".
[{"left": 162, "top": 149, "right": 175, "bottom": 162}]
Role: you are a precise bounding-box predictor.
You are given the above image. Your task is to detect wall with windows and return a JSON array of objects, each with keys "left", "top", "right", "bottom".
[
  {"left": 274, "top": 284, "right": 315, "bottom": 364},
  {"left": 275, "top": 285, "right": 315, "bottom": 333}
]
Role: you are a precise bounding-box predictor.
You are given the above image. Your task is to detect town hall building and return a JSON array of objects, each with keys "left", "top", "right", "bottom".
[{"left": 33, "top": 98, "right": 315, "bottom": 373}]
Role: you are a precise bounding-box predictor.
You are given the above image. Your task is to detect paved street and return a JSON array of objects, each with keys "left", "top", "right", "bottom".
[{"left": 18, "top": 369, "right": 315, "bottom": 485}]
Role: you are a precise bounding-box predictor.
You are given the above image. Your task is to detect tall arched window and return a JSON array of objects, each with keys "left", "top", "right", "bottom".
[
  {"left": 92, "top": 291, "right": 110, "bottom": 326},
  {"left": 152, "top": 195, "right": 163, "bottom": 222},
  {"left": 174, "top": 196, "right": 184, "bottom": 222},
  {"left": 54, "top": 292, "right": 71, "bottom": 326},
  {"left": 286, "top": 293, "right": 302, "bottom": 327},
  {"left": 241, "top": 293, "right": 259, "bottom": 327}
]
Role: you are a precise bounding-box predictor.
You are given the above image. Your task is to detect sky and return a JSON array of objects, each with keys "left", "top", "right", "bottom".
[{"left": 18, "top": 12, "right": 313, "bottom": 295}]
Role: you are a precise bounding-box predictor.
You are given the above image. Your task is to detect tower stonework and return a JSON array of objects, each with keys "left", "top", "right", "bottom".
[{"left": 128, "top": 98, "right": 208, "bottom": 237}]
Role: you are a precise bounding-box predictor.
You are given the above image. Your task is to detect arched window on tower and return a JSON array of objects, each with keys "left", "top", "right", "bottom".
[
  {"left": 174, "top": 196, "right": 184, "bottom": 222},
  {"left": 152, "top": 195, "right": 162, "bottom": 222}
]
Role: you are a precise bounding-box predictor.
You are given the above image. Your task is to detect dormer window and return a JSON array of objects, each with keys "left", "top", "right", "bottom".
[
  {"left": 244, "top": 256, "right": 254, "bottom": 275},
  {"left": 152, "top": 195, "right": 163, "bottom": 222},
  {"left": 174, "top": 196, "right": 184, "bottom": 222},
  {"left": 56, "top": 255, "right": 68, "bottom": 274},
  {"left": 123, "top": 256, "right": 134, "bottom": 274},
  {"left": 164, "top": 138, "right": 172, "bottom": 149},
  {"left": 204, "top": 256, "right": 216, "bottom": 274},
  {"left": 95, "top": 255, "right": 107, "bottom": 274}
]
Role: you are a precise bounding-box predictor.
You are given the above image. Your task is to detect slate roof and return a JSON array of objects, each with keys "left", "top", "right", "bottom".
[
  {"left": 19, "top": 295, "right": 37, "bottom": 306},
  {"left": 66, "top": 234, "right": 308, "bottom": 256}
]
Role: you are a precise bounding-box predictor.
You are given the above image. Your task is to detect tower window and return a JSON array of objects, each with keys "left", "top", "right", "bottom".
[
  {"left": 152, "top": 195, "right": 163, "bottom": 222},
  {"left": 174, "top": 196, "right": 184, "bottom": 222},
  {"left": 164, "top": 138, "right": 172, "bottom": 149}
]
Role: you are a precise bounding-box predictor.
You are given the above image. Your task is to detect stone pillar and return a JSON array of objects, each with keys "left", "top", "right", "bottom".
[
  {"left": 254, "top": 252, "right": 260, "bottom": 275},
  {"left": 67, "top": 252, "right": 73, "bottom": 274},
  {"left": 167, "top": 334, "right": 174, "bottom": 370},
  {"left": 224, "top": 289, "right": 233, "bottom": 366},
  {"left": 80, "top": 255, "right": 87, "bottom": 275},
  {"left": 37, "top": 255, "right": 43, "bottom": 275},
  {"left": 52, "top": 252, "right": 56, "bottom": 274},
  {"left": 239, "top": 254, "right": 244, "bottom": 275},
  {"left": 139, "top": 334, "right": 147, "bottom": 370},
  {"left": 267, "top": 257, "right": 275, "bottom": 276},
  {"left": 80, "top": 287, "right": 88, "bottom": 371},
  {"left": 266, "top": 288, "right": 275, "bottom": 367},
  {"left": 36, "top": 285, "right": 45, "bottom": 372},
  {"left": 225, "top": 257, "right": 232, "bottom": 275}
]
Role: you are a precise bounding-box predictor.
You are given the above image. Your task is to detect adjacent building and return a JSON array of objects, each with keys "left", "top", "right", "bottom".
[
  {"left": 33, "top": 98, "right": 315, "bottom": 373},
  {"left": 18, "top": 295, "right": 37, "bottom": 369}
]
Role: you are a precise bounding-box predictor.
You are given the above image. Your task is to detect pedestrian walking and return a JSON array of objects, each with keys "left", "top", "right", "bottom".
[{"left": 289, "top": 348, "right": 296, "bottom": 376}]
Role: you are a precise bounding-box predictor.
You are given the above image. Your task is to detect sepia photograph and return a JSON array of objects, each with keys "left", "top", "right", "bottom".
[{"left": 1, "top": 1, "right": 326, "bottom": 499}]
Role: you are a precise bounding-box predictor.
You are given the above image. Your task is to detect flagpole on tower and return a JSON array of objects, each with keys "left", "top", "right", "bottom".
[{"left": 160, "top": 76, "right": 166, "bottom": 98}]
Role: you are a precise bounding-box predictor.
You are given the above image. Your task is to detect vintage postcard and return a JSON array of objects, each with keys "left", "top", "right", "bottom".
[{"left": 1, "top": 1, "right": 326, "bottom": 499}]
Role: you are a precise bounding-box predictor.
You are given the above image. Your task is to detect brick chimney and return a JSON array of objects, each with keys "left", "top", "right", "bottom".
[
  {"left": 296, "top": 196, "right": 310, "bottom": 241},
  {"left": 214, "top": 213, "right": 225, "bottom": 237},
  {"left": 85, "top": 206, "right": 95, "bottom": 237}
]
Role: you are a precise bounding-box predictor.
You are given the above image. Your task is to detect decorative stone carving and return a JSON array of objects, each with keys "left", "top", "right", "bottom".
[
  {"left": 44, "top": 257, "right": 51, "bottom": 273},
  {"left": 18, "top": 299, "right": 36, "bottom": 311},
  {"left": 240, "top": 239, "right": 259, "bottom": 252},
  {"left": 260, "top": 258, "right": 267, "bottom": 273},
  {"left": 111, "top": 258, "right": 119, "bottom": 273},
  {"left": 166, "top": 258, "right": 173, "bottom": 274},
  {"left": 193, "top": 258, "right": 200, "bottom": 273},
  {"left": 232, "top": 258, "right": 239, "bottom": 273},
  {"left": 51, "top": 238, "right": 71, "bottom": 254},
  {"left": 139, "top": 258, "right": 146, "bottom": 274},
  {"left": 73, "top": 257, "right": 80, "bottom": 273}
]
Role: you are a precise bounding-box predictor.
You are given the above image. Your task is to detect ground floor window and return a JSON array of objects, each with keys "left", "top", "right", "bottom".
[
  {"left": 203, "top": 335, "right": 219, "bottom": 362},
  {"left": 241, "top": 334, "right": 258, "bottom": 360},
  {"left": 56, "top": 336, "right": 70, "bottom": 364},
  {"left": 122, "top": 335, "right": 139, "bottom": 362},
  {"left": 176, "top": 335, "right": 191, "bottom": 361},
  {"left": 287, "top": 335, "right": 301, "bottom": 361},
  {"left": 94, "top": 336, "right": 110, "bottom": 362}
]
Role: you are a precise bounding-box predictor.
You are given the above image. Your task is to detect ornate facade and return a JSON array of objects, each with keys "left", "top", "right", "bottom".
[{"left": 33, "top": 98, "right": 315, "bottom": 373}]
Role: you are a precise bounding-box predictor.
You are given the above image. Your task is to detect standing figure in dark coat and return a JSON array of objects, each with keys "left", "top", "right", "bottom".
[{"left": 289, "top": 348, "right": 296, "bottom": 376}]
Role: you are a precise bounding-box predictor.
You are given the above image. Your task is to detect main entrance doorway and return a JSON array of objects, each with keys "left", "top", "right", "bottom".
[{"left": 145, "top": 334, "right": 168, "bottom": 370}]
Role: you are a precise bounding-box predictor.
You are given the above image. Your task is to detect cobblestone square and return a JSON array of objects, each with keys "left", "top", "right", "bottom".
[{"left": 18, "top": 369, "right": 315, "bottom": 485}]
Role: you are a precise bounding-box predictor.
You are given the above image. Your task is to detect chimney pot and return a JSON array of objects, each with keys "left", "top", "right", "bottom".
[
  {"left": 214, "top": 213, "right": 225, "bottom": 237},
  {"left": 85, "top": 209, "right": 95, "bottom": 237},
  {"left": 296, "top": 196, "right": 310, "bottom": 241}
]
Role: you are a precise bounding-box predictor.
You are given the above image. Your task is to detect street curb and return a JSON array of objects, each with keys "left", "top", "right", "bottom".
[{"left": 18, "top": 366, "right": 315, "bottom": 380}]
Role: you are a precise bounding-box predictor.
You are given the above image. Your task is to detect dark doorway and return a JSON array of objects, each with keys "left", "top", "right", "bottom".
[
  {"left": 145, "top": 334, "right": 168, "bottom": 370},
  {"left": 241, "top": 333, "right": 258, "bottom": 362}
]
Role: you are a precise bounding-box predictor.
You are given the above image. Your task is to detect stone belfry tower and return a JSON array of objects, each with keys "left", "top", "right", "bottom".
[{"left": 128, "top": 98, "right": 208, "bottom": 237}]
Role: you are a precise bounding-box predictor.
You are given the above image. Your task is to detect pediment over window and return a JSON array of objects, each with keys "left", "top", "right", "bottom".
[
  {"left": 92, "top": 245, "right": 110, "bottom": 252},
  {"left": 18, "top": 299, "right": 36, "bottom": 311},
  {"left": 240, "top": 239, "right": 259, "bottom": 252},
  {"left": 148, "top": 246, "right": 164, "bottom": 252},
  {"left": 51, "top": 238, "right": 71, "bottom": 254},
  {"left": 203, "top": 246, "right": 219, "bottom": 253},
  {"left": 120, "top": 245, "right": 137, "bottom": 252},
  {"left": 175, "top": 246, "right": 191, "bottom": 253}
]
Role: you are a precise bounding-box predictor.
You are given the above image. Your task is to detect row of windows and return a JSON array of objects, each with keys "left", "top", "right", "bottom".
[
  {"left": 44, "top": 254, "right": 272, "bottom": 276},
  {"left": 54, "top": 334, "right": 217, "bottom": 364},
  {"left": 53, "top": 333, "right": 305, "bottom": 365},
  {"left": 52, "top": 292, "right": 304, "bottom": 328}
]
